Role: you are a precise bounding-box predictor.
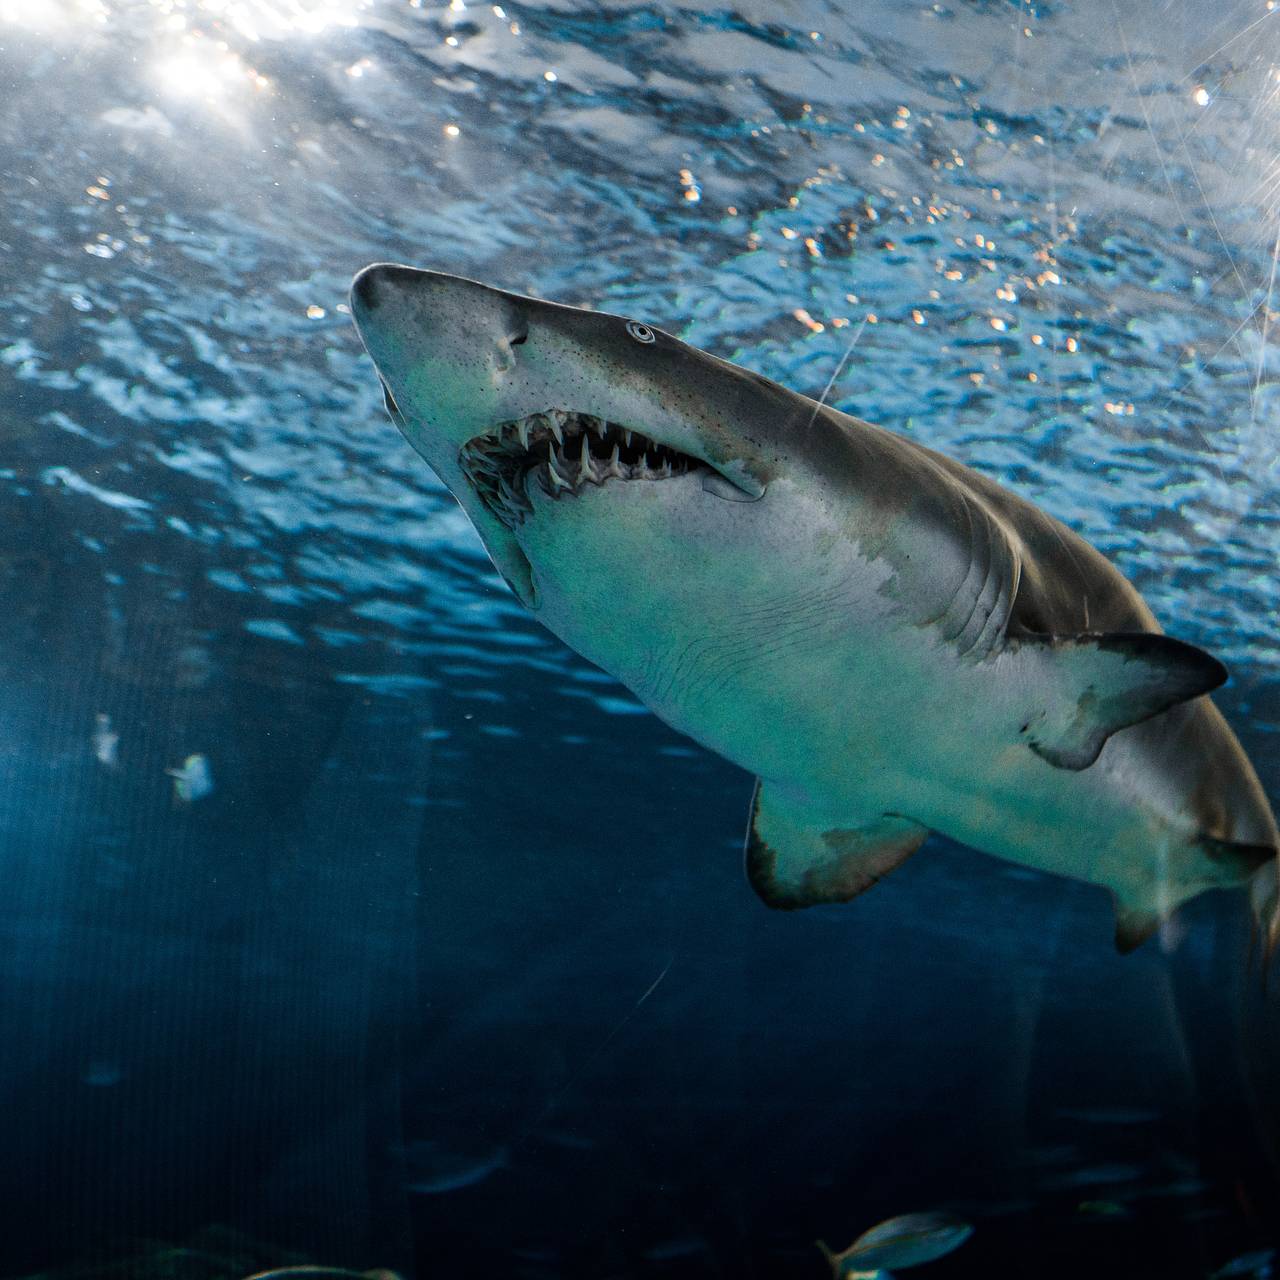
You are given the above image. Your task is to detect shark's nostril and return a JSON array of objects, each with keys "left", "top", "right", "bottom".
[{"left": 496, "top": 324, "right": 528, "bottom": 372}]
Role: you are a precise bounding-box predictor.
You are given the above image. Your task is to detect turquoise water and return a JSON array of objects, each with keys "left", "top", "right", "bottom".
[{"left": 0, "top": 0, "right": 1278, "bottom": 1275}]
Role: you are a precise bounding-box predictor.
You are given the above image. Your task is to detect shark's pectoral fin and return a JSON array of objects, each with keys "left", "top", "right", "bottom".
[
  {"left": 745, "top": 780, "right": 929, "bottom": 910},
  {"left": 1013, "top": 631, "right": 1227, "bottom": 771}
]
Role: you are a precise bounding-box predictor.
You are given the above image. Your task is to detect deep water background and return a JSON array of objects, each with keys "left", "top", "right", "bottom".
[{"left": 1, "top": 0, "right": 1280, "bottom": 1276}]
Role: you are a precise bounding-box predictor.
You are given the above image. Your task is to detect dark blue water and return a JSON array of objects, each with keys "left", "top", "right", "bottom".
[{"left": 1, "top": 0, "right": 1279, "bottom": 1276}]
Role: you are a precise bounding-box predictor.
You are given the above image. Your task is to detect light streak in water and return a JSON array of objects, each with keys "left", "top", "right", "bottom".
[{"left": 0, "top": 0, "right": 369, "bottom": 35}]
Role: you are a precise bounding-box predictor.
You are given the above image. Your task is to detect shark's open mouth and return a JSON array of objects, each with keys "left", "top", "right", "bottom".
[{"left": 459, "top": 410, "right": 701, "bottom": 529}]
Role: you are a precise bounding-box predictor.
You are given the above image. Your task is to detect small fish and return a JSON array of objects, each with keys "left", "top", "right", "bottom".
[
  {"left": 1076, "top": 1200, "right": 1130, "bottom": 1218},
  {"left": 1209, "top": 1250, "right": 1276, "bottom": 1279},
  {"left": 92, "top": 713, "right": 119, "bottom": 767},
  {"left": 401, "top": 1138, "right": 508, "bottom": 1195},
  {"left": 818, "top": 1212, "right": 973, "bottom": 1275},
  {"left": 99, "top": 104, "right": 176, "bottom": 138},
  {"left": 643, "top": 1236, "right": 709, "bottom": 1262},
  {"left": 167, "top": 753, "right": 213, "bottom": 803},
  {"left": 1141, "top": 1177, "right": 1209, "bottom": 1199},
  {"left": 81, "top": 1058, "right": 124, "bottom": 1087},
  {"left": 243, "top": 1269, "right": 402, "bottom": 1280},
  {"left": 1044, "top": 1163, "right": 1142, "bottom": 1190}
]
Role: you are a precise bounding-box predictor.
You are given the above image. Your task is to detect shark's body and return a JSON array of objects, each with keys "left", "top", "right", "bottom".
[{"left": 350, "top": 264, "right": 1279, "bottom": 954}]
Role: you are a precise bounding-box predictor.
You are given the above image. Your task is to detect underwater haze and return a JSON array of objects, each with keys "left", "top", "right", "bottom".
[{"left": 1, "top": 0, "right": 1280, "bottom": 1276}]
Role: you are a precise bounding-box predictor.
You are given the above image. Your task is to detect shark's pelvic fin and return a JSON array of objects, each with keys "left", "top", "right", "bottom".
[
  {"left": 1014, "top": 632, "right": 1227, "bottom": 771},
  {"left": 1250, "top": 860, "right": 1280, "bottom": 972},
  {"left": 745, "top": 780, "right": 929, "bottom": 910},
  {"left": 1108, "top": 836, "right": 1272, "bottom": 956},
  {"left": 1113, "top": 900, "right": 1162, "bottom": 954}
]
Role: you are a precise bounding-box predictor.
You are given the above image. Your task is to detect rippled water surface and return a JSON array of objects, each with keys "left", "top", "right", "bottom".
[{"left": 2, "top": 0, "right": 1280, "bottom": 1276}]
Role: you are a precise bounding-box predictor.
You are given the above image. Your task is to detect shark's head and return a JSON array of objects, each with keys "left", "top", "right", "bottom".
[{"left": 349, "top": 265, "right": 798, "bottom": 613}]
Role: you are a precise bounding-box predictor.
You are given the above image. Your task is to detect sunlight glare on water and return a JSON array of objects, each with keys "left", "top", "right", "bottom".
[{"left": 0, "top": 0, "right": 370, "bottom": 36}]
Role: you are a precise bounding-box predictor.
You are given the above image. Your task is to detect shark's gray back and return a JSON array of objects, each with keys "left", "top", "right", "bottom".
[{"left": 821, "top": 402, "right": 1159, "bottom": 638}]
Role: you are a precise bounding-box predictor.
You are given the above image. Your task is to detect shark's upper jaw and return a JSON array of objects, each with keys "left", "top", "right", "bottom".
[{"left": 459, "top": 408, "right": 704, "bottom": 530}]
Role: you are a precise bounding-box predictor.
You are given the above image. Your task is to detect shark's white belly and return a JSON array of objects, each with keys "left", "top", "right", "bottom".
[{"left": 517, "top": 475, "right": 1201, "bottom": 907}]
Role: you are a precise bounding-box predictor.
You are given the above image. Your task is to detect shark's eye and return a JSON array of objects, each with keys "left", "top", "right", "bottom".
[{"left": 625, "top": 321, "right": 655, "bottom": 344}]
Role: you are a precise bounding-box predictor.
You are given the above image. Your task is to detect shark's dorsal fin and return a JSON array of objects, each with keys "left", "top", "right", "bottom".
[
  {"left": 1012, "top": 631, "right": 1227, "bottom": 771},
  {"left": 745, "top": 780, "right": 929, "bottom": 910}
]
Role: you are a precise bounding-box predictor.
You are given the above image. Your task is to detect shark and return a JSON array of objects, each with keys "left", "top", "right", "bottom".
[{"left": 349, "top": 264, "right": 1279, "bottom": 957}]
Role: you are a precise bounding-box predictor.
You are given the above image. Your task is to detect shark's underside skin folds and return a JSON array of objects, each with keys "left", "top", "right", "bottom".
[{"left": 350, "top": 264, "right": 1279, "bottom": 957}]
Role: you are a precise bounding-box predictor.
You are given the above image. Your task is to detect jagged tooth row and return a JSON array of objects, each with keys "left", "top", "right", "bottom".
[
  {"left": 460, "top": 410, "right": 692, "bottom": 529},
  {"left": 460, "top": 434, "right": 536, "bottom": 529},
  {"left": 533, "top": 423, "right": 689, "bottom": 500}
]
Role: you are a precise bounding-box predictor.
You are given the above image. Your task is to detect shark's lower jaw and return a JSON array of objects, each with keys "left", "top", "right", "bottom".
[{"left": 459, "top": 410, "right": 701, "bottom": 530}]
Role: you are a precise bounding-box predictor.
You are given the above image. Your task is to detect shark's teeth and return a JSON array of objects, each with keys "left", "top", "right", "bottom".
[
  {"left": 459, "top": 409, "right": 698, "bottom": 528},
  {"left": 606, "top": 441, "right": 624, "bottom": 478}
]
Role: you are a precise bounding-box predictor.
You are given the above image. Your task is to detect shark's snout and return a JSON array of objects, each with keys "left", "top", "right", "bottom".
[
  {"left": 351, "top": 264, "right": 529, "bottom": 380},
  {"left": 349, "top": 263, "right": 771, "bottom": 528},
  {"left": 351, "top": 263, "right": 524, "bottom": 329},
  {"left": 350, "top": 262, "right": 419, "bottom": 315}
]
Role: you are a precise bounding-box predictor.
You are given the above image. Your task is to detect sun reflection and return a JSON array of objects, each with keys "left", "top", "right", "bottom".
[
  {"left": 2, "top": 0, "right": 371, "bottom": 115},
  {"left": 153, "top": 32, "right": 272, "bottom": 100},
  {"left": 0, "top": 0, "right": 370, "bottom": 41},
  {"left": 151, "top": 0, "right": 368, "bottom": 42},
  {"left": 157, "top": 47, "right": 230, "bottom": 98},
  {"left": 0, "top": 0, "right": 107, "bottom": 28}
]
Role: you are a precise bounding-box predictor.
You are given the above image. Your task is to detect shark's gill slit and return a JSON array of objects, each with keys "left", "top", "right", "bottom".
[
  {"left": 380, "top": 378, "right": 401, "bottom": 418},
  {"left": 459, "top": 410, "right": 700, "bottom": 529}
]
